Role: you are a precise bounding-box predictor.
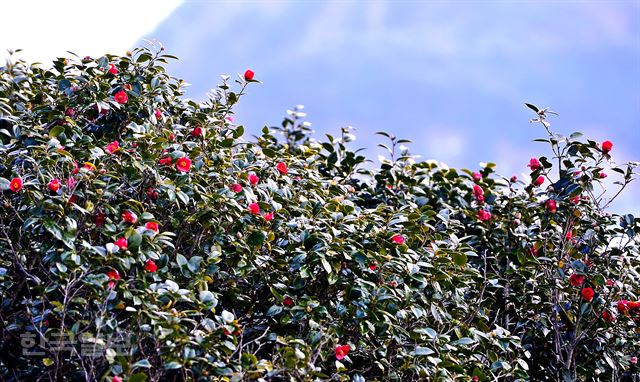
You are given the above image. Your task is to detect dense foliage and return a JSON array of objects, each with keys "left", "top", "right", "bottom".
[{"left": 0, "top": 46, "right": 639, "bottom": 382}]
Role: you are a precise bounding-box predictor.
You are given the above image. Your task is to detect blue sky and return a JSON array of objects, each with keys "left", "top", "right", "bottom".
[{"left": 145, "top": 0, "right": 639, "bottom": 213}]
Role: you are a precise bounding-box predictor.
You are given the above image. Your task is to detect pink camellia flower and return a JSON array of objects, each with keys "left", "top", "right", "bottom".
[
  {"left": 476, "top": 194, "right": 485, "bottom": 204},
  {"left": 598, "top": 172, "right": 607, "bottom": 179},
  {"left": 108, "top": 63, "right": 118, "bottom": 75},
  {"left": 244, "top": 69, "right": 255, "bottom": 81},
  {"left": 191, "top": 127, "right": 203, "bottom": 137},
  {"left": 168, "top": 133, "right": 175, "bottom": 142},
  {"left": 230, "top": 183, "right": 243, "bottom": 193},
  {"left": 631, "top": 356, "right": 638, "bottom": 365},
  {"left": 472, "top": 184, "right": 484, "bottom": 198},
  {"left": 121, "top": 210, "right": 138, "bottom": 224},
  {"left": 106, "top": 270, "right": 121, "bottom": 289},
  {"left": 276, "top": 162, "right": 288, "bottom": 175},
  {"left": 48, "top": 178, "right": 61, "bottom": 192},
  {"left": 114, "top": 237, "right": 128, "bottom": 250},
  {"left": 248, "top": 173, "right": 259, "bottom": 186},
  {"left": 528, "top": 157, "right": 541, "bottom": 171},
  {"left": 145, "top": 222, "right": 159, "bottom": 232},
  {"left": 263, "top": 212, "right": 274, "bottom": 221},
  {"left": 9, "top": 177, "right": 23, "bottom": 192},
  {"left": 478, "top": 209, "right": 492, "bottom": 221},
  {"left": 155, "top": 109, "right": 162, "bottom": 119},
  {"left": 249, "top": 203, "right": 260, "bottom": 215},
  {"left": 105, "top": 141, "right": 119, "bottom": 154},
  {"left": 335, "top": 344, "right": 350, "bottom": 361},
  {"left": 283, "top": 296, "right": 294, "bottom": 307},
  {"left": 390, "top": 234, "right": 405, "bottom": 245},
  {"left": 472, "top": 172, "right": 482, "bottom": 181},
  {"left": 606, "top": 279, "right": 615, "bottom": 287},
  {"left": 65, "top": 107, "right": 76, "bottom": 117},
  {"left": 114, "top": 90, "right": 128, "bottom": 104},
  {"left": 65, "top": 177, "right": 77, "bottom": 189},
  {"left": 581, "top": 287, "right": 595, "bottom": 302},
  {"left": 565, "top": 231, "right": 573, "bottom": 241},
  {"left": 226, "top": 116, "right": 234, "bottom": 123},
  {"left": 570, "top": 195, "right": 581, "bottom": 205},
  {"left": 546, "top": 199, "right": 557, "bottom": 213},
  {"left": 601, "top": 310, "right": 616, "bottom": 323},
  {"left": 601, "top": 140, "right": 613, "bottom": 154},
  {"left": 176, "top": 157, "right": 192, "bottom": 173},
  {"left": 569, "top": 274, "right": 585, "bottom": 287},
  {"left": 510, "top": 175, "right": 518, "bottom": 183},
  {"left": 533, "top": 176, "right": 545, "bottom": 186},
  {"left": 145, "top": 259, "right": 158, "bottom": 273},
  {"left": 158, "top": 157, "right": 172, "bottom": 166}
]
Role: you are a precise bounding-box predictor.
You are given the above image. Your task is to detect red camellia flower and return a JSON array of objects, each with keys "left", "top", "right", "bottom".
[
  {"left": 106, "top": 270, "right": 121, "bottom": 289},
  {"left": 606, "top": 279, "right": 615, "bottom": 287},
  {"left": 168, "top": 133, "right": 175, "bottom": 142},
  {"left": 230, "top": 183, "right": 243, "bottom": 193},
  {"left": 94, "top": 212, "right": 106, "bottom": 227},
  {"left": 581, "top": 287, "right": 595, "bottom": 302},
  {"left": 598, "top": 172, "right": 607, "bottom": 179},
  {"left": 48, "top": 178, "right": 61, "bottom": 192},
  {"left": 528, "top": 157, "right": 541, "bottom": 171},
  {"left": 570, "top": 195, "right": 581, "bottom": 205},
  {"left": 617, "top": 300, "right": 629, "bottom": 313},
  {"left": 105, "top": 141, "right": 119, "bottom": 154},
  {"left": 114, "top": 90, "right": 128, "bottom": 104},
  {"left": 65, "top": 107, "right": 76, "bottom": 117},
  {"left": 249, "top": 203, "right": 260, "bottom": 215},
  {"left": 629, "top": 301, "right": 640, "bottom": 310},
  {"left": 108, "top": 63, "right": 118, "bottom": 75},
  {"left": 121, "top": 210, "right": 138, "bottom": 224},
  {"left": 114, "top": 237, "right": 128, "bottom": 250},
  {"left": 546, "top": 199, "right": 557, "bottom": 213},
  {"left": 244, "top": 69, "right": 255, "bottom": 81},
  {"left": 601, "top": 310, "right": 616, "bottom": 323},
  {"left": 158, "top": 157, "right": 172, "bottom": 166},
  {"left": 276, "top": 161, "right": 288, "bottom": 175},
  {"left": 112, "top": 376, "right": 123, "bottom": 382},
  {"left": 369, "top": 262, "right": 378, "bottom": 271},
  {"left": 155, "top": 109, "right": 162, "bottom": 119},
  {"left": 145, "top": 259, "right": 158, "bottom": 273},
  {"left": 601, "top": 140, "right": 613, "bottom": 154},
  {"left": 478, "top": 209, "right": 491, "bottom": 221},
  {"left": 263, "top": 212, "right": 274, "bottom": 221},
  {"left": 533, "top": 175, "right": 545, "bottom": 186},
  {"left": 176, "top": 157, "right": 192, "bottom": 173},
  {"left": 335, "top": 344, "right": 350, "bottom": 361},
  {"left": 472, "top": 172, "right": 482, "bottom": 181},
  {"left": 569, "top": 274, "right": 585, "bottom": 287},
  {"left": 191, "top": 127, "right": 203, "bottom": 137},
  {"left": 249, "top": 173, "right": 260, "bottom": 185},
  {"left": 145, "top": 222, "right": 159, "bottom": 232},
  {"left": 283, "top": 296, "right": 294, "bottom": 307},
  {"left": 391, "top": 234, "right": 405, "bottom": 244},
  {"left": 9, "top": 177, "right": 23, "bottom": 192}
]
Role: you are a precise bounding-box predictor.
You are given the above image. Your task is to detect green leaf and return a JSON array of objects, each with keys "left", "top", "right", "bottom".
[
  {"left": 525, "top": 103, "right": 539, "bottom": 113},
  {"left": 451, "top": 252, "right": 468, "bottom": 266},
  {"left": 247, "top": 231, "right": 265, "bottom": 247}
]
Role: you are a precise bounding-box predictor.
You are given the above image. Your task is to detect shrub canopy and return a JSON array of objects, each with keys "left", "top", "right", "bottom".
[{"left": 0, "top": 46, "right": 639, "bottom": 382}]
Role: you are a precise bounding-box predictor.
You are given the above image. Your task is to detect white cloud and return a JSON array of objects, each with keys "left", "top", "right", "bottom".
[{"left": 0, "top": 0, "right": 183, "bottom": 64}]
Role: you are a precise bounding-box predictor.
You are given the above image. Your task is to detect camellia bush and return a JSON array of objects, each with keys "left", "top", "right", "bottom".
[{"left": 0, "top": 45, "right": 639, "bottom": 382}]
